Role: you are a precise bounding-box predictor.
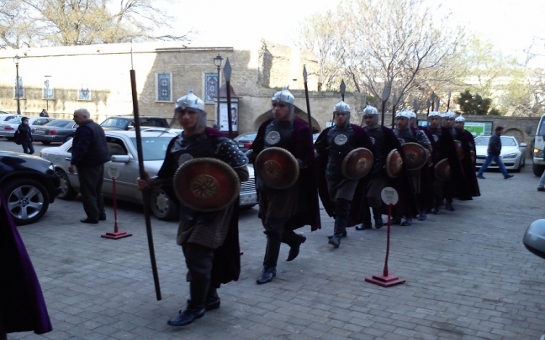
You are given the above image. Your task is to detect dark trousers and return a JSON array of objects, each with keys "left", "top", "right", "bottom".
[
  {"left": 77, "top": 165, "right": 105, "bottom": 220},
  {"left": 21, "top": 141, "right": 34, "bottom": 155},
  {"left": 181, "top": 243, "right": 214, "bottom": 282}
]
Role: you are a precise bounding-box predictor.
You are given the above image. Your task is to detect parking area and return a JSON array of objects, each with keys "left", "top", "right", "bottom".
[{"left": 3, "top": 138, "right": 545, "bottom": 339}]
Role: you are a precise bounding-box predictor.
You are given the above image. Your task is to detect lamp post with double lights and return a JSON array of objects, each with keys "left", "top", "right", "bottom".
[
  {"left": 213, "top": 54, "right": 223, "bottom": 127},
  {"left": 13, "top": 55, "right": 21, "bottom": 115}
]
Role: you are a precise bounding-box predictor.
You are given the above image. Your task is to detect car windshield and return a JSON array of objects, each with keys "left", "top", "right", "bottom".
[
  {"left": 130, "top": 137, "right": 171, "bottom": 161},
  {"left": 101, "top": 118, "right": 128, "bottom": 129},
  {"left": 7, "top": 118, "right": 22, "bottom": 124},
  {"left": 501, "top": 136, "right": 517, "bottom": 146},
  {"left": 475, "top": 137, "right": 489, "bottom": 146},
  {"left": 44, "top": 120, "right": 74, "bottom": 127},
  {"left": 475, "top": 136, "right": 517, "bottom": 146},
  {"left": 236, "top": 133, "right": 257, "bottom": 141}
]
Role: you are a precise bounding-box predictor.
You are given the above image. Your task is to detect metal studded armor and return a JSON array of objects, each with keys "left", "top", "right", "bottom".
[
  {"left": 325, "top": 124, "right": 357, "bottom": 180},
  {"left": 365, "top": 126, "right": 386, "bottom": 176}
]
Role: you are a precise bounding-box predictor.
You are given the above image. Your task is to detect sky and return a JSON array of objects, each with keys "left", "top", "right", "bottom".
[{"left": 166, "top": 0, "right": 545, "bottom": 66}]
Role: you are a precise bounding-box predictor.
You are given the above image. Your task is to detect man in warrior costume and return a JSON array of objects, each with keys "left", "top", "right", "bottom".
[
  {"left": 137, "top": 91, "right": 248, "bottom": 327},
  {"left": 442, "top": 111, "right": 474, "bottom": 207},
  {"left": 248, "top": 88, "right": 321, "bottom": 284},
  {"left": 393, "top": 111, "right": 431, "bottom": 226},
  {"left": 455, "top": 115, "right": 480, "bottom": 197},
  {"left": 357, "top": 105, "right": 410, "bottom": 230},
  {"left": 408, "top": 111, "right": 435, "bottom": 220},
  {"left": 425, "top": 111, "right": 470, "bottom": 214},
  {"left": 315, "top": 100, "right": 373, "bottom": 248}
]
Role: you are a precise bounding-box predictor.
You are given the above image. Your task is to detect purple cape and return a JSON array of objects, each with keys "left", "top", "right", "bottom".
[{"left": 0, "top": 190, "right": 52, "bottom": 335}]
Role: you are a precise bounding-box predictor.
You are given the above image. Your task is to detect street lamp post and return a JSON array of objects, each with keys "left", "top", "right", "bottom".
[
  {"left": 13, "top": 55, "right": 21, "bottom": 115},
  {"left": 213, "top": 54, "right": 223, "bottom": 127}
]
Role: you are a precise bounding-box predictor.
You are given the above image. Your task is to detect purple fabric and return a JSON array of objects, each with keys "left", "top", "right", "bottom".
[{"left": 0, "top": 190, "right": 52, "bottom": 335}]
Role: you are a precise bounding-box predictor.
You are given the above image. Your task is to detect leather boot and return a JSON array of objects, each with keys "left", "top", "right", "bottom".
[
  {"left": 431, "top": 205, "right": 440, "bottom": 214},
  {"left": 355, "top": 208, "right": 372, "bottom": 230},
  {"left": 401, "top": 217, "right": 412, "bottom": 226},
  {"left": 372, "top": 207, "right": 383, "bottom": 229},
  {"left": 256, "top": 236, "right": 281, "bottom": 284},
  {"left": 445, "top": 202, "right": 455, "bottom": 211},
  {"left": 283, "top": 230, "right": 306, "bottom": 262},
  {"left": 167, "top": 281, "right": 208, "bottom": 326},
  {"left": 256, "top": 267, "right": 276, "bottom": 284},
  {"left": 205, "top": 286, "right": 220, "bottom": 310},
  {"left": 328, "top": 216, "right": 347, "bottom": 248}
]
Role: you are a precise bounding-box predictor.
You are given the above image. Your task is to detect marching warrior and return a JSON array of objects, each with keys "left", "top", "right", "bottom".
[
  {"left": 315, "top": 100, "right": 373, "bottom": 248},
  {"left": 393, "top": 111, "right": 431, "bottom": 226},
  {"left": 455, "top": 115, "right": 480, "bottom": 197},
  {"left": 137, "top": 91, "right": 248, "bottom": 327},
  {"left": 248, "top": 88, "right": 321, "bottom": 285}
]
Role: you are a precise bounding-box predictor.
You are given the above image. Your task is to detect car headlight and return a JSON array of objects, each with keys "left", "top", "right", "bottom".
[
  {"left": 535, "top": 148, "right": 543, "bottom": 158},
  {"left": 502, "top": 153, "right": 517, "bottom": 159}
]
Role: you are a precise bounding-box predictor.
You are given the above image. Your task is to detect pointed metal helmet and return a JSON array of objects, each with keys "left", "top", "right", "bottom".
[
  {"left": 455, "top": 115, "right": 465, "bottom": 122},
  {"left": 362, "top": 104, "right": 378, "bottom": 116},
  {"left": 395, "top": 111, "right": 411, "bottom": 119},
  {"left": 176, "top": 90, "right": 205, "bottom": 112},
  {"left": 443, "top": 111, "right": 456, "bottom": 119},
  {"left": 272, "top": 88, "right": 295, "bottom": 117},
  {"left": 407, "top": 111, "right": 417, "bottom": 119},
  {"left": 333, "top": 100, "right": 351, "bottom": 125},
  {"left": 428, "top": 111, "right": 442, "bottom": 118},
  {"left": 175, "top": 90, "right": 207, "bottom": 129}
]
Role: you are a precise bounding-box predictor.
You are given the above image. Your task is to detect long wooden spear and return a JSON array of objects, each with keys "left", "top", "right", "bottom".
[
  {"left": 303, "top": 65, "right": 312, "bottom": 130},
  {"left": 129, "top": 45, "right": 161, "bottom": 301}
]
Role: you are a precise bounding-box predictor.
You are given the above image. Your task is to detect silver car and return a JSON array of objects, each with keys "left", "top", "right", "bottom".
[
  {"left": 474, "top": 135, "right": 527, "bottom": 172},
  {"left": 0, "top": 116, "right": 54, "bottom": 139},
  {"left": 40, "top": 130, "right": 257, "bottom": 220}
]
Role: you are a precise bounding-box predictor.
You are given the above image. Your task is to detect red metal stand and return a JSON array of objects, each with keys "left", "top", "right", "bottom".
[
  {"left": 101, "top": 177, "right": 132, "bottom": 240},
  {"left": 365, "top": 204, "right": 405, "bottom": 287}
]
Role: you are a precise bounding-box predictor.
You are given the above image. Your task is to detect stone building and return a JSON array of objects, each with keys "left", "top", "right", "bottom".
[{"left": 0, "top": 39, "right": 363, "bottom": 135}]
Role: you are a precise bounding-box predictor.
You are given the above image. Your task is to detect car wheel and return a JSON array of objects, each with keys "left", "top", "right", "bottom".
[
  {"left": 41, "top": 141, "right": 51, "bottom": 145},
  {"left": 56, "top": 169, "right": 77, "bottom": 200},
  {"left": 533, "top": 162, "right": 545, "bottom": 177},
  {"left": 1, "top": 178, "right": 50, "bottom": 225},
  {"left": 150, "top": 187, "right": 178, "bottom": 221}
]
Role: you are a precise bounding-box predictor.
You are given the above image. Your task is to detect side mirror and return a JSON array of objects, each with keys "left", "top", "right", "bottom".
[
  {"left": 523, "top": 219, "right": 545, "bottom": 260},
  {"left": 520, "top": 143, "right": 528, "bottom": 147},
  {"left": 111, "top": 155, "right": 130, "bottom": 163}
]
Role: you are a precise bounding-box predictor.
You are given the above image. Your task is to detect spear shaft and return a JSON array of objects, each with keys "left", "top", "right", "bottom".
[{"left": 303, "top": 65, "right": 312, "bottom": 130}]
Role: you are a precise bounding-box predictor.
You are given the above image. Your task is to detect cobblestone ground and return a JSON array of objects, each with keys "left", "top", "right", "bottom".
[{"left": 7, "top": 163, "right": 545, "bottom": 340}]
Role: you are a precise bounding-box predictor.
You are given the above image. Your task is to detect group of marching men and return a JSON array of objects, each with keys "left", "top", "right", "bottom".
[{"left": 142, "top": 88, "right": 480, "bottom": 327}]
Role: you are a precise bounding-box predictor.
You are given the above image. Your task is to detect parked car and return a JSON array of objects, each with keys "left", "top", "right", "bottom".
[
  {"left": 0, "top": 113, "right": 18, "bottom": 122},
  {"left": 234, "top": 132, "right": 257, "bottom": 152},
  {"left": 100, "top": 116, "right": 170, "bottom": 131},
  {"left": 0, "top": 151, "right": 61, "bottom": 225},
  {"left": 474, "top": 135, "right": 527, "bottom": 172},
  {"left": 40, "top": 130, "right": 257, "bottom": 220},
  {"left": 32, "top": 119, "right": 78, "bottom": 145},
  {"left": 0, "top": 116, "right": 54, "bottom": 140}
]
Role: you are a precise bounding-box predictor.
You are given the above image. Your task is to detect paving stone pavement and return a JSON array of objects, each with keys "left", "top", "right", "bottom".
[{"left": 7, "top": 166, "right": 545, "bottom": 340}]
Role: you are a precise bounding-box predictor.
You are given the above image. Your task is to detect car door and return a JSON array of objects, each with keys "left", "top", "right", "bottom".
[{"left": 102, "top": 136, "right": 140, "bottom": 203}]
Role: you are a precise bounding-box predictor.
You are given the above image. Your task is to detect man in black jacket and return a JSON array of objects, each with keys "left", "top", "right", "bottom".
[
  {"left": 476, "top": 126, "right": 514, "bottom": 179},
  {"left": 68, "top": 109, "right": 110, "bottom": 224}
]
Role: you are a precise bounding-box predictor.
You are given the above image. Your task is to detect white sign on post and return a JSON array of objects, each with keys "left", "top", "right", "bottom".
[
  {"left": 108, "top": 167, "right": 120, "bottom": 179},
  {"left": 381, "top": 187, "right": 399, "bottom": 205}
]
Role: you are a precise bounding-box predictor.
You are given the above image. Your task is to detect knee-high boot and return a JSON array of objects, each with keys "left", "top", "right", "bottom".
[
  {"left": 282, "top": 229, "right": 306, "bottom": 262},
  {"left": 257, "top": 236, "right": 280, "bottom": 284},
  {"left": 355, "top": 207, "right": 372, "bottom": 230},
  {"left": 167, "top": 280, "right": 208, "bottom": 327},
  {"left": 205, "top": 286, "right": 220, "bottom": 310}
]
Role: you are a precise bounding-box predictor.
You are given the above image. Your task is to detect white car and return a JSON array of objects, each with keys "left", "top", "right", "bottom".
[
  {"left": 474, "top": 135, "right": 527, "bottom": 172},
  {"left": 40, "top": 130, "right": 257, "bottom": 220},
  {"left": 0, "top": 116, "right": 54, "bottom": 140}
]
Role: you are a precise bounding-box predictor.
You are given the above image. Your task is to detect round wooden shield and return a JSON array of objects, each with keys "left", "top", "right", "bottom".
[
  {"left": 341, "top": 147, "right": 374, "bottom": 180},
  {"left": 434, "top": 158, "right": 451, "bottom": 181},
  {"left": 173, "top": 158, "right": 240, "bottom": 212},
  {"left": 454, "top": 140, "right": 464, "bottom": 160},
  {"left": 255, "top": 147, "right": 300, "bottom": 189},
  {"left": 401, "top": 142, "right": 428, "bottom": 170},
  {"left": 385, "top": 149, "right": 403, "bottom": 178}
]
